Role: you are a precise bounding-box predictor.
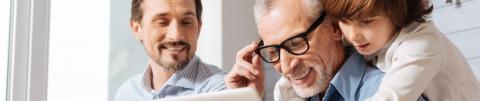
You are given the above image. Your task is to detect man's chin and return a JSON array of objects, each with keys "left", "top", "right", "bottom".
[
  {"left": 292, "top": 84, "right": 325, "bottom": 98},
  {"left": 159, "top": 61, "right": 186, "bottom": 71},
  {"left": 157, "top": 56, "right": 190, "bottom": 71}
]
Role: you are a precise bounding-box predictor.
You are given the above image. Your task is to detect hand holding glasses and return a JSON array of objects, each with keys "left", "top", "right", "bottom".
[{"left": 255, "top": 12, "right": 327, "bottom": 63}]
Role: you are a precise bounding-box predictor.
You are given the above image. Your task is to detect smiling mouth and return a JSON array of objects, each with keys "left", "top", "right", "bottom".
[
  {"left": 161, "top": 45, "right": 186, "bottom": 51},
  {"left": 290, "top": 67, "right": 312, "bottom": 80},
  {"left": 158, "top": 41, "right": 190, "bottom": 52},
  {"left": 158, "top": 40, "right": 190, "bottom": 53}
]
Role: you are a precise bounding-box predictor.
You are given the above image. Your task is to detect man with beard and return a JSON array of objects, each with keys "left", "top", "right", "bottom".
[
  {"left": 224, "top": 0, "right": 427, "bottom": 101},
  {"left": 114, "top": 0, "right": 225, "bottom": 100}
]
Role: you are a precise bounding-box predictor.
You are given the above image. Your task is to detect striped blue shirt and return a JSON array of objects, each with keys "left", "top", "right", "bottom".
[{"left": 114, "top": 56, "right": 226, "bottom": 101}]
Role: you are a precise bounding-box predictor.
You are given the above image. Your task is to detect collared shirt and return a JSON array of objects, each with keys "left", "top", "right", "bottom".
[
  {"left": 366, "top": 21, "right": 480, "bottom": 101},
  {"left": 308, "top": 52, "right": 426, "bottom": 101},
  {"left": 114, "top": 56, "right": 226, "bottom": 101},
  {"left": 320, "top": 52, "right": 384, "bottom": 101}
]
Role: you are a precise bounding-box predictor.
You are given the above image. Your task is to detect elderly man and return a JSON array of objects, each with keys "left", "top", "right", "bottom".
[
  {"left": 225, "top": 0, "right": 427, "bottom": 101},
  {"left": 114, "top": 0, "right": 225, "bottom": 100}
]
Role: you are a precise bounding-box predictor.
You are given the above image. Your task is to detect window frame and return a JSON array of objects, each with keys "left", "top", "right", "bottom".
[{"left": 7, "top": 0, "right": 50, "bottom": 100}]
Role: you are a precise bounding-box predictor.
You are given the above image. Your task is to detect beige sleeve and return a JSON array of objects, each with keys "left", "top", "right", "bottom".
[{"left": 366, "top": 35, "right": 444, "bottom": 101}]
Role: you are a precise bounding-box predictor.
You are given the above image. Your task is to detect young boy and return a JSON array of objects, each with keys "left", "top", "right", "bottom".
[{"left": 322, "top": 0, "right": 480, "bottom": 100}]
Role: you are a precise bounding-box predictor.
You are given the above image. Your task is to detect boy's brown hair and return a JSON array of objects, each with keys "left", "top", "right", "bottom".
[{"left": 323, "top": 0, "right": 433, "bottom": 30}]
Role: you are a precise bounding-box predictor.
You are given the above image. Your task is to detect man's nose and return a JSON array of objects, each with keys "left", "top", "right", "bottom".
[
  {"left": 166, "top": 21, "right": 186, "bottom": 41},
  {"left": 279, "top": 49, "right": 299, "bottom": 75}
]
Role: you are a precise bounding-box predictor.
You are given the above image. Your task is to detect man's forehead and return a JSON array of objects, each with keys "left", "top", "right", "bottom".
[
  {"left": 258, "top": 20, "right": 307, "bottom": 45},
  {"left": 258, "top": 2, "right": 310, "bottom": 45},
  {"left": 143, "top": 0, "right": 196, "bottom": 17}
]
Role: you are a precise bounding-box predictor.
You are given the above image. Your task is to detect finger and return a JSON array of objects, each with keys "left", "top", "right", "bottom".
[
  {"left": 225, "top": 70, "right": 242, "bottom": 82},
  {"left": 230, "top": 64, "right": 257, "bottom": 80},
  {"left": 252, "top": 54, "right": 262, "bottom": 71},
  {"left": 252, "top": 55, "right": 264, "bottom": 77},
  {"left": 226, "top": 73, "right": 248, "bottom": 84},
  {"left": 236, "top": 66, "right": 256, "bottom": 80},
  {"left": 236, "top": 42, "right": 260, "bottom": 61},
  {"left": 238, "top": 60, "right": 259, "bottom": 75}
]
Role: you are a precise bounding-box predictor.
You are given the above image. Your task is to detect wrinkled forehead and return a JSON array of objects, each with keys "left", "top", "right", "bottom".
[{"left": 257, "top": 0, "right": 312, "bottom": 46}]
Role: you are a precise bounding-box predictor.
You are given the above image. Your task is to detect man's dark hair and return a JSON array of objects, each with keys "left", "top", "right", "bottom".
[{"left": 130, "top": 0, "right": 203, "bottom": 23}]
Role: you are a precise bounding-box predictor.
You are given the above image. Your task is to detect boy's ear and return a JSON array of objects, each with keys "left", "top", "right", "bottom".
[{"left": 130, "top": 20, "right": 143, "bottom": 41}]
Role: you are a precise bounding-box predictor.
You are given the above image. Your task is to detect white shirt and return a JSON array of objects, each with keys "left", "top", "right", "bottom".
[{"left": 367, "top": 21, "right": 480, "bottom": 101}]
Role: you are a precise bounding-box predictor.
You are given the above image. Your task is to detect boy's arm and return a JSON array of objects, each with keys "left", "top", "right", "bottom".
[{"left": 366, "top": 35, "right": 443, "bottom": 101}]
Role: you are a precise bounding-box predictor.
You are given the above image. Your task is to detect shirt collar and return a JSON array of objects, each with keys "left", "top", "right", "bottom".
[
  {"left": 363, "top": 32, "right": 398, "bottom": 62},
  {"left": 329, "top": 52, "right": 368, "bottom": 99},
  {"left": 142, "top": 56, "right": 200, "bottom": 91}
]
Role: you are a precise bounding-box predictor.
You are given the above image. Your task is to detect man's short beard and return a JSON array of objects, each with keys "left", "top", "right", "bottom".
[
  {"left": 292, "top": 63, "right": 335, "bottom": 98},
  {"left": 156, "top": 40, "right": 192, "bottom": 71},
  {"left": 160, "top": 62, "right": 188, "bottom": 71},
  {"left": 158, "top": 54, "right": 191, "bottom": 72}
]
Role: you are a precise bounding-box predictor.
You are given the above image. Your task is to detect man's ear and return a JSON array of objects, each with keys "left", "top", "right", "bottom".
[
  {"left": 197, "top": 19, "right": 202, "bottom": 33},
  {"left": 333, "top": 29, "right": 343, "bottom": 41},
  {"left": 130, "top": 20, "right": 143, "bottom": 41}
]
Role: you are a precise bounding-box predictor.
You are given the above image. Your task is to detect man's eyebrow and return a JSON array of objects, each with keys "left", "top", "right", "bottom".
[
  {"left": 183, "top": 11, "right": 195, "bottom": 17},
  {"left": 152, "top": 13, "right": 170, "bottom": 20},
  {"left": 151, "top": 12, "right": 195, "bottom": 20}
]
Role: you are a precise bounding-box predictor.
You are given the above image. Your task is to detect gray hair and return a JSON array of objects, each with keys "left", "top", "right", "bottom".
[{"left": 253, "top": 0, "right": 324, "bottom": 23}]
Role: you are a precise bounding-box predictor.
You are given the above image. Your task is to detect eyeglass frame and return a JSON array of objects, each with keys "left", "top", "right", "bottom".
[{"left": 255, "top": 12, "right": 327, "bottom": 63}]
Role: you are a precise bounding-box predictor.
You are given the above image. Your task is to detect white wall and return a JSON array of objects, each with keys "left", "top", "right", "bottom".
[
  {"left": 221, "top": 0, "right": 260, "bottom": 71},
  {"left": 196, "top": 0, "right": 223, "bottom": 69},
  {"left": 48, "top": 0, "right": 109, "bottom": 100},
  {"left": 109, "top": 0, "right": 148, "bottom": 100},
  {"left": 431, "top": 0, "right": 480, "bottom": 80}
]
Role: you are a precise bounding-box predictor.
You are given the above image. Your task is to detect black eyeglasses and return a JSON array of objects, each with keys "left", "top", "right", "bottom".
[{"left": 256, "top": 12, "right": 326, "bottom": 63}]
